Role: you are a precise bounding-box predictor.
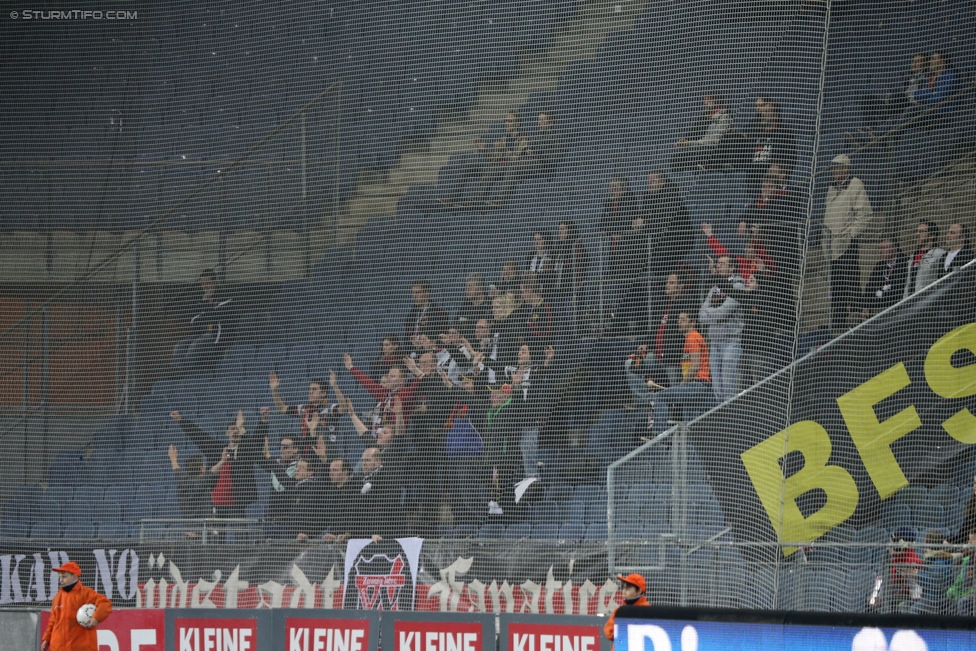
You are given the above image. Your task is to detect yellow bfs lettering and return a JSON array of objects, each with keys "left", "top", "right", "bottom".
[{"left": 741, "top": 322, "right": 976, "bottom": 554}]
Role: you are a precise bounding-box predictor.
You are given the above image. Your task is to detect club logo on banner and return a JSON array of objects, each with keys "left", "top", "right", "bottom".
[{"left": 343, "top": 537, "right": 422, "bottom": 611}]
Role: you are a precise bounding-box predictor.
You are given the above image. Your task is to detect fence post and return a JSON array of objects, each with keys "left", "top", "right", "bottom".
[
  {"left": 672, "top": 423, "right": 689, "bottom": 606},
  {"left": 607, "top": 455, "right": 617, "bottom": 578}
]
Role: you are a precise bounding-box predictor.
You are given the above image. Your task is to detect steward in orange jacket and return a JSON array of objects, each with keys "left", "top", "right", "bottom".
[
  {"left": 603, "top": 573, "right": 650, "bottom": 647},
  {"left": 42, "top": 561, "right": 112, "bottom": 651}
]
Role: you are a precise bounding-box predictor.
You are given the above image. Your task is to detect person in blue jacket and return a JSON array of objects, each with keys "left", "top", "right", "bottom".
[{"left": 915, "top": 50, "right": 960, "bottom": 120}]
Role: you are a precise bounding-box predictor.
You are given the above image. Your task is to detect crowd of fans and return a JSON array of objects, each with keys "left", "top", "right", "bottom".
[
  {"left": 159, "top": 67, "right": 973, "bottom": 543},
  {"left": 166, "top": 267, "right": 569, "bottom": 539}
]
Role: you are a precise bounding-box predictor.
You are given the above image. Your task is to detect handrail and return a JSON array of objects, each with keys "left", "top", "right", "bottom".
[{"left": 139, "top": 517, "right": 262, "bottom": 545}]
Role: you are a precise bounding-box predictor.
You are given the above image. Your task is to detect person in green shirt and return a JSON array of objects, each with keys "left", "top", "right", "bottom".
[{"left": 947, "top": 530, "right": 976, "bottom": 602}]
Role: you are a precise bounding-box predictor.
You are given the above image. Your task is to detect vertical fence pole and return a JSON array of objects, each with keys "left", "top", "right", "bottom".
[
  {"left": 22, "top": 308, "right": 31, "bottom": 486},
  {"left": 114, "top": 288, "right": 125, "bottom": 410},
  {"left": 598, "top": 238, "right": 604, "bottom": 333},
  {"left": 332, "top": 84, "right": 342, "bottom": 248},
  {"left": 675, "top": 423, "right": 689, "bottom": 606},
  {"left": 607, "top": 459, "right": 616, "bottom": 578},
  {"left": 41, "top": 306, "right": 50, "bottom": 464},
  {"left": 300, "top": 110, "right": 311, "bottom": 276},
  {"left": 127, "top": 266, "right": 139, "bottom": 414}
]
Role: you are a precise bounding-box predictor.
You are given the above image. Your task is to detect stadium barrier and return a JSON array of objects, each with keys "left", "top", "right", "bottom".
[{"left": 0, "top": 609, "right": 40, "bottom": 649}]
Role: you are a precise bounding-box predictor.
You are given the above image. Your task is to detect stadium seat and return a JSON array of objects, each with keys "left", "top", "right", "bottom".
[
  {"left": 563, "top": 501, "right": 586, "bottom": 524},
  {"left": 530, "top": 500, "right": 561, "bottom": 525},
  {"left": 30, "top": 518, "right": 62, "bottom": 540},
  {"left": 893, "top": 485, "right": 929, "bottom": 508},
  {"left": 530, "top": 524, "right": 561, "bottom": 541},
  {"left": 546, "top": 483, "right": 574, "bottom": 504},
  {"left": 63, "top": 519, "right": 96, "bottom": 540},
  {"left": 584, "top": 523, "right": 608, "bottom": 541},
  {"left": 614, "top": 523, "right": 646, "bottom": 542},
  {"left": 809, "top": 525, "right": 854, "bottom": 565},
  {"left": 853, "top": 527, "right": 889, "bottom": 567},
  {"left": 930, "top": 484, "right": 960, "bottom": 508},
  {"left": 99, "top": 501, "right": 124, "bottom": 524},
  {"left": 574, "top": 485, "right": 606, "bottom": 504},
  {"left": 584, "top": 499, "right": 606, "bottom": 524},
  {"left": 96, "top": 522, "right": 133, "bottom": 541},
  {"left": 881, "top": 502, "right": 912, "bottom": 531},
  {"left": 914, "top": 503, "right": 945, "bottom": 531},
  {"left": 917, "top": 564, "right": 954, "bottom": 615},
  {"left": 477, "top": 523, "right": 506, "bottom": 539},
  {"left": 503, "top": 522, "right": 532, "bottom": 540},
  {"left": 558, "top": 522, "right": 586, "bottom": 542},
  {"left": 452, "top": 524, "right": 478, "bottom": 539},
  {"left": 947, "top": 502, "right": 965, "bottom": 532},
  {"left": 126, "top": 486, "right": 156, "bottom": 524},
  {"left": 48, "top": 452, "right": 84, "bottom": 487}
]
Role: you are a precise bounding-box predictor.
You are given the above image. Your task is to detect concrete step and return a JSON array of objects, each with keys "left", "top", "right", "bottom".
[
  {"left": 388, "top": 152, "right": 453, "bottom": 187},
  {"left": 345, "top": 193, "right": 400, "bottom": 224},
  {"left": 337, "top": 0, "right": 649, "bottom": 236}
]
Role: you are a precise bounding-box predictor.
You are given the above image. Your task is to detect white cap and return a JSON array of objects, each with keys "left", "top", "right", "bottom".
[
  {"left": 851, "top": 627, "right": 888, "bottom": 651},
  {"left": 889, "top": 630, "right": 928, "bottom": 651},
  {"left": 832, "top": 153, "right": 852, "bottom": 166}
]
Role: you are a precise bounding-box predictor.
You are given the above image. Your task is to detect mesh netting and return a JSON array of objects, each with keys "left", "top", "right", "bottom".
[{"left": 1, "top": 0, "right": 975, "bottom": 616}]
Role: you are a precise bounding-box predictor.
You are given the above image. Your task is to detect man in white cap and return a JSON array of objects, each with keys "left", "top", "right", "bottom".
[{"left": 823, "top": 153, "right": 874, "bottom": 332}]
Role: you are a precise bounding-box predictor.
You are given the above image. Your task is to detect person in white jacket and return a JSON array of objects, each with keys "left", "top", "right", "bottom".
[
  {"left": 904, "top": 220, "right": 947, "bottom": 297},
  {"left": 699, "top": 255, "right": 745, "bottom": 402},
  {"left": 823, "top": 154, "right": 873, "bottom": 331}
]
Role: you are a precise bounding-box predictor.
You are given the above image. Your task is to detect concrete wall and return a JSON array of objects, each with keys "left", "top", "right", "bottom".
[{"left": 0, "top": 610, "right": 39, "bottom": 651}]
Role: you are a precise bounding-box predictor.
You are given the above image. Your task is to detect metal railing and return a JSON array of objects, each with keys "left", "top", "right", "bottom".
[{"left": 139, "top": 517, "right": 263, "bottom": 545}]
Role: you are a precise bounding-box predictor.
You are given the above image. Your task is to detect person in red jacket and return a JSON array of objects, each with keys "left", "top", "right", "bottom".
[
  {"left": 343, "top": 353, "right": 421, "bottom": 438},
  {"left": 42, "top": 561, "right": 112, "bottom": 651},
  {"left": 701, "top": 222, "right": 774, "bottom": 282},
  {"left": 603, "top": 573, "right": 650, "bottom": 647}
]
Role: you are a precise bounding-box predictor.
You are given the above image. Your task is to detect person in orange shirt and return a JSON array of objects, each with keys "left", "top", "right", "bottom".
[
  {"left": 603, "top": 573, "right": 650, "bottom": 646},
  {"left": 41, "top": 561, "right": 112, "bottom": 651},
  {"left": 648, "top": 311, "right": 715, "bottom": 434}
]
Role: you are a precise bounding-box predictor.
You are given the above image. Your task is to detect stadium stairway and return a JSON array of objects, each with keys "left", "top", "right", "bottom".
[
  {"left": 338, "top": 0, "right": 649, "bottom": 245},
  {"left": 894, "top": 152, "right": 976, "bottom": 247}
]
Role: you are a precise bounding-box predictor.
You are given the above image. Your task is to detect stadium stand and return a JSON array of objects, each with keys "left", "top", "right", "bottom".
[{"left": 1, "top": 0, "right": 976, "bottom": 617}]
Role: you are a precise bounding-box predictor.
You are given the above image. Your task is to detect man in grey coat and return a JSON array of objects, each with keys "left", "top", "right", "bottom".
[
  {"left": 904, "top": 220, "right": 946, "bottom": 298},
  {"left": 699, "top": 255, "right": 746, "bottom": 402}
]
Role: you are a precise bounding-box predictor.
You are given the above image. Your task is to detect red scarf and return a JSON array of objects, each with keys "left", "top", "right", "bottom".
[{"left": 212, "top": 461, "right": 235, "bottom": 506}]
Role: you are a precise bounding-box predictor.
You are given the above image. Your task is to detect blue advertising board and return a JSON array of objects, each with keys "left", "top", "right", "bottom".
[{"left": 615, "top": 611, "right": 976, "bottom": 651}]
